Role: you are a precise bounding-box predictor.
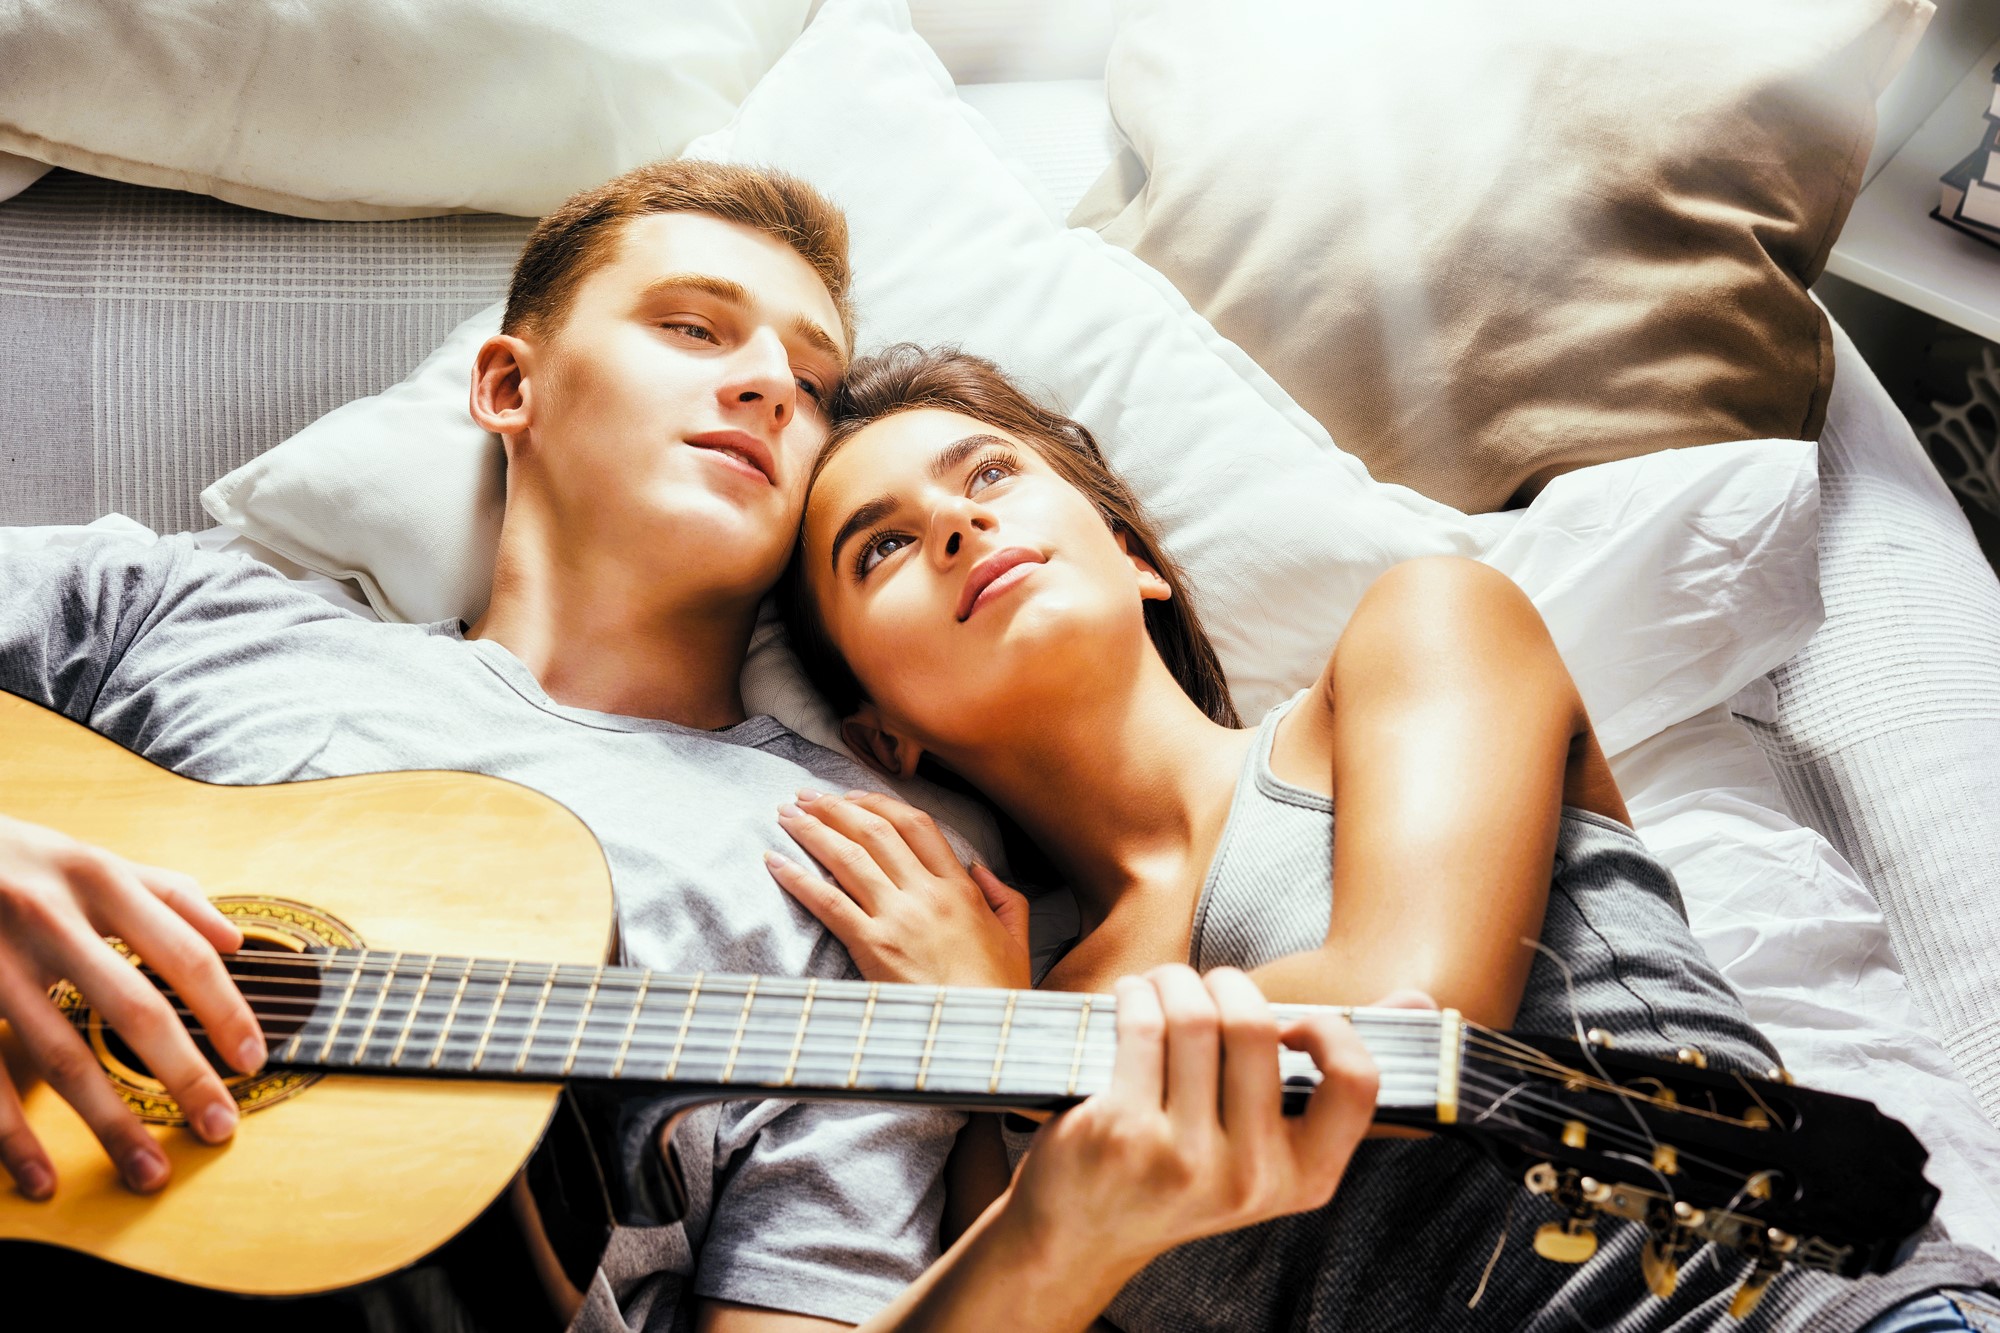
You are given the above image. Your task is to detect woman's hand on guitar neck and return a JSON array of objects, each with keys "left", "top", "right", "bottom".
[
  {"left": 863, "top": 966, "right": 1380, "bottom": 1331},
  {"left": 0, "top": 814, "right": 265, "bottom": 1198}
]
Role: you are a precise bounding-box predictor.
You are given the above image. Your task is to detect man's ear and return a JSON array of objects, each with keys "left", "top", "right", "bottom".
[
  {"left": 1114, "top": 527, "right": 1173, "bottom": 604},
  {"left": 470, "top": 333, "right": 537, "bottom": 440},
  {"left": 839, "top": 703, "right": 926, "bottom": 780}
]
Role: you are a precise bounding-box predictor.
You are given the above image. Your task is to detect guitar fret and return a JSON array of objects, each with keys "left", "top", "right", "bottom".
[
  {"left": 720, "top": 977, "right": 759, "bottom": 1083},
  {"left": 351, "top": 950, "right": 404, "bottom": 1064},
  {"left": 665, "top": 972, "right": 703, "bottom": 1080},
  {"left": 470, "top": 960, "right": 517, "bottom": 1071},
  {"left": 388, "top": 955, "right": 438, "bottom": 1067},
  {"left": 610, "top": 969, "right": 651, "bottom": 1079},
  {"left": 846, "top": 983, "right": 879, "bottom": 1089},
  {"left": 783, "top": 978, "right": 818, "bottom": 1087},
  {"left": 1065, "top": 996, "right": 1094, "bottom": 1097},
  {"left": 560, "top": 968, "right": 602, "bottom": 1077},
  {"left": 514, "top": 962, "right": 561, "bottom": 1074},
  {"left": 915, "top": 987, "right": 946, "bottom": 1092},
  {"left": 427, "top": 958, "right": 476, "bottom": 1069},
  {"left": 989, "top": 991, "right": 1018, "bottom": 1094},
  {"left": 315, "top": 952, "right": 369, "bottom": 1064}
]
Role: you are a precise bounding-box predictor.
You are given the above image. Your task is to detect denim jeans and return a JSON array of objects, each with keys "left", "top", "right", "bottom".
[{"left": 1862, "top": 1290, "right": 2000, "bottom": 1333}]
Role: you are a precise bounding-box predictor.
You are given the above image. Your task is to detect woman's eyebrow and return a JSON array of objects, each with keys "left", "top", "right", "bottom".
[
  {"left": 830, "top": 496, "right": 899, "bottom": 574},
  {"left": 929, "top": 434, "right": 1010, "bottom": 480}
]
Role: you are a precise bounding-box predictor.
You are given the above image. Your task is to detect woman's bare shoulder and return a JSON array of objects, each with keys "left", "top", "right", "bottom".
[{"left": 1269, "top": 556, "right": 1575, "bottom": 798}]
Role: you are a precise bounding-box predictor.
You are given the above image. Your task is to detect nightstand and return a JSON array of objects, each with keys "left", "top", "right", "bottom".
[{"left": 1814, "top": 11, "right": 2000, "bottom": 569}]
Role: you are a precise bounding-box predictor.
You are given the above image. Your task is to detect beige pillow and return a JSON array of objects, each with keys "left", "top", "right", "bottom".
[
  {"left": 1080, "top": 0, "right": 1930, "bottom": 512},
  {"left": 0, "top": 0, "right": 808, "bottom": 220}
]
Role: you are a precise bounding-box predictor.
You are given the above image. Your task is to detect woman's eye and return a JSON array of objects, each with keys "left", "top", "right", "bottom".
[
  {"left": 969, "top": 462, "right": 1013, "bottom": 493},
  {"left": 858, "top": 533, "right": 912, "bottom": 576}
]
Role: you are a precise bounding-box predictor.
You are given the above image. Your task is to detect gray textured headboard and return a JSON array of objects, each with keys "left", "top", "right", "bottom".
[{"left": 0, "top": 169, "right": 531, "bottom": 533}]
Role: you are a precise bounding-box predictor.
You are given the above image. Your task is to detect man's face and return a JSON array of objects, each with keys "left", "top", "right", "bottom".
[{"left": 520, "top": 212, "right": 846, "bottom": 600}]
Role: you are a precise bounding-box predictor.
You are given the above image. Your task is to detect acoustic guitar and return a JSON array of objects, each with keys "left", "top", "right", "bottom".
[{"left": 0, "top": 691, "right": 1942, "bottom": 1316}]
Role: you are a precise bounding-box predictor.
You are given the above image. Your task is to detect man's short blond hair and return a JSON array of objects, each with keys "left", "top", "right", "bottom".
[{"left": 502, "top": 159, "right": 853, "bottom": 347}]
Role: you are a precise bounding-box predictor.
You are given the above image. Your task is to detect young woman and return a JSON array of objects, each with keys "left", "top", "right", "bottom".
[{"left": 762, "top": 344, "right": 2000, "bottom": 1332}]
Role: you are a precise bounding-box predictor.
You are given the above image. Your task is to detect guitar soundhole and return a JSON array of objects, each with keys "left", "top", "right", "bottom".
[
  {"left": 101, "top": 938, "right": 323, "bottom": 1076},
  {"left": 52, "top": 895, "right": 361, "bottom": 1126}
]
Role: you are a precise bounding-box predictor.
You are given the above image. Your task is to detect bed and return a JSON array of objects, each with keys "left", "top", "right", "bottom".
[{"left": 3, "top": 0, "right": 1998, "bottom": 1258}]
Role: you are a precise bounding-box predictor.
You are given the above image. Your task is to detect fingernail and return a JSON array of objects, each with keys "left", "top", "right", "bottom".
[
  {"left": 844, "top": 789, "right": 871, "bottom": 800},
  {"left": 124, "top": 1146, "right": 169, "bottom": 1192},
  {"left": 796, "top": 789, "right": 825, "bottom": 802},
  {"left": 236, "top": 1033, "right": 267, "bottom": 1073},
  {"left": 196, "top": 1101, "right": 238, "bottom": 1144},
  {"left": 764, "top": 850, "right": 793, "bottom": 869},
  {"left": 15, "top": 1162, "right": 52, "bottom": 1201},
  {"left": 778, "top": 803, "right": 804, "bottom": 820}
]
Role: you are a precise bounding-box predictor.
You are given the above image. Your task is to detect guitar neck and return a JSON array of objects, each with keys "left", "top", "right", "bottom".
[{"left": 231, "top": 949, "right": 1464, "bottom": 1124}]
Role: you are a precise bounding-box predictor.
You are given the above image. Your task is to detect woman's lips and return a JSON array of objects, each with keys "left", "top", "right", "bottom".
[{"left": 958, "top": 549, "right": 1045, "bottom": 622}]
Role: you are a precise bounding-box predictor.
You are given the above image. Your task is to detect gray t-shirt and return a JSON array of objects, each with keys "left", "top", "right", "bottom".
[{"left": 0, "top": 534, "right": 960, "bottom": 1329}]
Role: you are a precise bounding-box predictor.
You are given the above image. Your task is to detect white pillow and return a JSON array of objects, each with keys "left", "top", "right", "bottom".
[
  {"left": 0, "top": 0, "right": 809, "bottom": 220},
  {"left": 203, "top": 0, "right": 1822, "bottom": 758}
]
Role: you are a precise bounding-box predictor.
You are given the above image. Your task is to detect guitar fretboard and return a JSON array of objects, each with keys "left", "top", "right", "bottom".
[{"left": 241, "top": 951, "right": 1457, "bottom": 1116}]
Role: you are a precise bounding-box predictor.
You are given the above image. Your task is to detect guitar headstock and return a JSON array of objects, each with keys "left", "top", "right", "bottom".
[{"left": 1452, "top": 1026, "right": 1938, "bottom": 1315}]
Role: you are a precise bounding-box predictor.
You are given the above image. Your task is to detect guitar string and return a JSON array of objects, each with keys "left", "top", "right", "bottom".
[
  {"left": 123, "top": 1000, "right": 1450, "bottom": 1079},
  {"left": 116, "top": 957, "right": 1781, "bottom": 1131},
  {"left": 100, "top": 1004, "right": 1745, "bottom": 1175},
  {"left": 1455, "top": 1068, "right": 1748, "bottom": 1183},
  {"left": 144, "top": 950, "right": 1458, "bottom": 1026},
  {"left": 124, "top": 981, "right": 1775, "bottom": 1129}
]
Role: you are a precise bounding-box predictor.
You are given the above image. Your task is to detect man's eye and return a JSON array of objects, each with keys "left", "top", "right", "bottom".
[
  {"left": 858, "top": 532, "right": 912, "bottom": 577},
  {"left": 797, "top": 376, "right": 825, "bottom": 402},
  {"left": 663, "top": 322, "right": 717, "bottom": 342}
]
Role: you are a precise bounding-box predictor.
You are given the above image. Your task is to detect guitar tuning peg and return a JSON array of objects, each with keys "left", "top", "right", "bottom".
[
  {"left": 1640, "top": 1230, "right": 1683, "bottom": 1299},
  {"left": 1728, "top": 1258, "right": 1785, "bottom": 1319},
  {"left": 1639, "top": 1204, "right": 1704, "bottom": 1301},
  {"left": 1675, "top": 1046, "right": 1707, "bottom": 1069},
  {"left": 1533, "top": 1216, "right": 1599, "bottom": 1264}
]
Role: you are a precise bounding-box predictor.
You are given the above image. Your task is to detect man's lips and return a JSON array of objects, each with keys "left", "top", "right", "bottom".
[
  {"left": 686, "top": 430, "right": 776, "bottom": 486},
  {"left": 957, "top": 547, "right": 1045, "bottom": 622}
]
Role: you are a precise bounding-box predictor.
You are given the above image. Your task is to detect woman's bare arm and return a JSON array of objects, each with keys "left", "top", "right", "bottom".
[{"left": 1251, "top": 556, "right": 1621, "bottom": 1030}]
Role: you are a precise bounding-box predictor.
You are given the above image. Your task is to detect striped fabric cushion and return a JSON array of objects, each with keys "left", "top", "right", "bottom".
[
  {"left": 0, "top": 169, "right": 529, "bottom": 534},
  {"left": 1745, "top": 314, "right": 2000, "bottom": 1128}
]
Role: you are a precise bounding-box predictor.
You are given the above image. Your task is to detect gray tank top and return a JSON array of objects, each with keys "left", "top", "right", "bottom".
[{"left": 1005, "top": 693, "right": 1999, "bottom": 1331}]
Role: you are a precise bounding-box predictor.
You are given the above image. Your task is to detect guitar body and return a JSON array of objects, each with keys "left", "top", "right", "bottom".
[{"left": 0, "top": 692, "right": 617, "bottom": 1294}]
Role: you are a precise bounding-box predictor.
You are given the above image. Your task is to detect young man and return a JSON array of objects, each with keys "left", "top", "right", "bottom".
[{"left": 0, "top": 160, "right": 1378, "bottom": 1331}]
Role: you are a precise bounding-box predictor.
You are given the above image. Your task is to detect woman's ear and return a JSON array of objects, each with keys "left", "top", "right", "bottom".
[
  {"left": 840, "top": 703, "right": 926, "bottom": 780},
  {"left": 1114, "top": 528, "right": 1173, "bottom": 604},
  {"left": 470, "top": 334, "right": 537, "bottom": 442}
]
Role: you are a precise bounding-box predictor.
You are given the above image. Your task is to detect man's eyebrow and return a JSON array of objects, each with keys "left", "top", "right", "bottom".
[
  {"left": 827, "top": 435, "right": 1018, "bottom": 575},
  {"left": 637, "top": 272, "right": 844, "bottom": 370},
  {"left": 790, "top": 315, "right": 847, "bottom": 371},
  {"left": 637, "top": 273, "right": 752, "bottom": 307},
  {"left": 829, "top": 496, "right": 899, "bottom": 575}
]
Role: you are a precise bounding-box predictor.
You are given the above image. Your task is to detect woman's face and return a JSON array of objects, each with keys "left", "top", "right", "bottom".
[{"left": 800, "top": 408, "right": 1166, "bottom": 758}]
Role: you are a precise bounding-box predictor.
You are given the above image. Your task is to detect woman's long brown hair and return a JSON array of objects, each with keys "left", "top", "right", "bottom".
[{"left": 778, "top": 345, "right": 1242, "bottom": 887}]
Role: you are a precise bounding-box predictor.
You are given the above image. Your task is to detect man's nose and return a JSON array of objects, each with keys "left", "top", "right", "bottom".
[{"left": 724, "top": 330, "right": 795, "bottom": 427}]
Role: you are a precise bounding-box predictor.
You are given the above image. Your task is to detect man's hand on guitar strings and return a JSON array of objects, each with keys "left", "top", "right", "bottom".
[{"left": 0, "top": 814, "right": 266, "bottom": 1198}]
